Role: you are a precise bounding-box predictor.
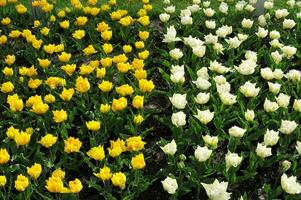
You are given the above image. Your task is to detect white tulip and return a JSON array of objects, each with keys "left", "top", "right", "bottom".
[
  {"left": 282, "top": 46, "right": 297, "bottom": 58},
  {"left": 219, "top": 92, "right": 237, "bottom": 105},
  {"left": 241, "top": 18, "right": 253, "bottom": 28},
  {"left": 192, "top": 46, "right": 206, "bottom": 57},
  {"left": 270, "top": 39, "right": 283, "bottom": 48},
  {"left": 193, "top": 0, "right": 201, "bottom": 4},
  {"left": 279, "top": 120, "right": 298, "bottom": 135},
  {"left": 169, "top": 93, "right": 187, "bottom": 109},
  {"left": 208, "top": 60, "right": 230, "bottom": 74},
  {"left": 205, "top": 20, "right": 216, "bottom": 29},
  {"left": 194, "top": 146, "right": 212, "bottom": 162},
  {"left": 203, "top": 1, "right": 211, "bottom": 8},
  {"left": 195, "top": 92, "right": 210, "bottom": 104},
  {"left": 260, "top": 67, "right": 274, "bottom": 80},
  {"left": 216, "top": 25, "right": 232, "bottom": 38},
  {"left": 181, "top": 16, "right": 193, "bottom": 25},
  {"left": 293, "top": 99, "right": 301, "bottom": 112},
  {"left": 188, "top": 4, "right": 200, "bottom": 13},
  {"left": 203, "top": 8, "right": 215, "bottom": 17},
  {"left": 240, "top": 82, "right": 260, "bottom": 97},
  {"left": 202, "top": 135, "right": 218, "bottom": 149},
  {"left": 225, "top": 36, "right": 241, "bottom": 49},
  {"left": 235, "top": 59, "right": 256, "bottom": 75},
  {"left": 245, "top": 4, "right": 255, "bottom": 12},
  {"left": 194, "top": 109, "right": 214, "bottom": 125},
  {"left": 256, "top": 143, "right": 272, "bottom": 158},
  {"left": 237, "top": 33, "right": 249, "bottom": 41},
  {"left": 214, "top": 75, "right": 227, "bottom": 85},
  {"left": 202, "top": 179, "right": 231, "bottom": 200},
  {"left": 213, "top": 42, "right": 224, "bottom": 54},
  {"left": 180, "top": 9, "right": 191, "bottom": 17},
  {"left": 164, "top": 5, "right": 175, "bottom": 13},
  {"left": 256, "top": 27, "right": 268, "bottom": 38},
  {"left": 264, "top": 1, "right": 273, "bottom": 9},
  {"left": 204, "top": 34, "right": 218, "bottom": 44},
  {"left": 268, "top": 82, "right": 281, "bottom": 94},
  {"left": 196, "top": 67, "right": 209, "bottom": 80},
  {"left": 193, "top": 77, "right": 211, "bottom": 90},
  {"left": 216, "top": 83, "right": 231, "bottom": 93},
  {"left": 275, "top": 9, "right": 289, "bottom": 19},
  {"left": 283, "top": 19, "right": 296, "bottom": 29},
  {"left": 269, "top": 30, "right": 280, "bottom": 39},
  {"left": 171, "top": 111, "right": 186, "bottom": 127},
  {"left": 263, "top": 98, "right": 279, "bottom": 112},
  {"left": 286, "top": 70, "right": 301, "bottom": 82},
  {"left": 276, "top": 93, "right": 290, "bottom": 108},
  {"left": 273, "top": 69, "right": 284, "bottom": 80},
  {"left": 296, "top": 141, "right": 301, "bottom": 155},
  {"left": 219, "top": 2, "right": 228, "bottom": 14},
  {"left": 245, "top": 51, "right": 257, "bottom": 62},
  {"left": 163, "top": 26, "right": 181, "bottom": 43},
  {"left": 228, "top": 126, "right": 246, "bottom": 138},
  {"left": 162, "top": 177, "right": 178, "bottom": 194},
  {"left": 271, "top": 51, "right": 283, "bottom": 64},
  {"left": 264, "top": 129, "right": 279, "bottom": 146},
  {"left": 169, "top": 48, "right": 183, "bottom": 60},
  {"left": 159, "top": 13, "right": 170, "bottom": 22},
  {"left": 170, "top": 65, "right": 185, "bottom": 84},
  {"left": 281, "top": 174, "right": 301, "bottom": 194},
  {"left": 225, "top": 152, "right": 243, "bottom": 170},
  {"left": 161, "top": 139, "right": 177, "bottom": 155},
  {"left": 245, "top": 109, "right": 255, "bottom": 122}
]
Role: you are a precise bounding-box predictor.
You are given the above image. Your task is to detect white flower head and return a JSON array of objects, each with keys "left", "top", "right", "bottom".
[
  {"left": 161, "top": 139, "right": 177, "bottom": 155},
  {"left": 281, "top": 174, "right": 301, "bottom": 194},
  {"left": 228, "top": 126, "right": 246, "bottom": 138},
  {"left": 194, "top": 146, "right": 212, "bottom": 162},
  {"left": 279, "top": 120, "right": 298, "bottom": 135},
  {"left": 169, "top": 93, "right": 187, "bottom": 109},
  {"left": 202, "top": 179, "right": 231, "bottom": 200},
  {"left": 194, "top": 109, "right": 214, "bottom": 125},
  {"left": 225, "top": 152, "right": 243, "bottom": 170},
  {"left": 162, "top": 177, "right": 178, "bottom": 194},
  {"left": 256, "top": 143, "right": 272, "bottom": 158},
  {"left": 264, "top": 129, "right": 279, "bottom": 146},
  {"left": 171, "top": 111, "right": 186, "bottom": 127}
]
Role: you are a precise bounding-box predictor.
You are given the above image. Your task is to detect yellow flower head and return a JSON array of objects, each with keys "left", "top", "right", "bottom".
[
  {"left": 45, "top": 77, "right": 66, "bottom": 89},
  {"left": 75, "top": 16, "right": 88, "bottom": 26},
  {"left": 27, "top": 163, "right": 42, "bottom": 180},
  {"left": 112, "top": 97, "right": 128, "bottom": 112},
  {"left": 87, "top": 145, "right": 105, "bottom": 160},
  {"left": 80, "top": 64, "right": 95, "bottom": 75},
  {"left": 0, "top": 175, "right": 7, "bottom": 187},
  {"left": 2, "top": 67, "right": 13, "bottom": 76},
  {"left": 64, "top": 137, "right": 82, "bottom": 154},
  {"left": 52, "top": 109, "right": 68, "bottom": 123},
  {"left": 72, "top": 30, "right": 85, "bottom": 40},
  {"left": 61, "top": 64, "right": 76, "bottom": 76},
  {"left": 96, "top": 21, "right": 110, "bottom": 32},
  {"left": 31, "top": 102, "right": 49, "bottom": 115},
  {"left": 101, "top": 30, "right": 112, "bottom": 41},
  {"left": 119, "top": 16, "right": 133, "bottom": 26},
  {"left": 15, "top": 4, "right": 27, "bottom": 14},
  {"left": 0, "top": 148, "right": 10, "bottom": 164},
  {"left": 98, "top": 80, "right": 113, "bottom": 92},
  {"left": 100, "top": 57, "right": 113, "bottom": 68},
  {"left": 39, "top": 134, "right": 58, "bottom": 148},
  {"left": 126, "top": 136, "right": 145, "bottom": 151},
  {"left": 14, "top": 131, "right": 31, "bottom": 146},
  {"left": 60, "top": 88, "right": 75, "bottom": 101},
  {"left": 1, "top": 17, "right": 11, "bottom": 25},
  {"left": 86, "top": 120, "right": 101, "bottom": 131},
  {"left": 5, "top": 54, "right": 16, "bottom": 65},
  {"left": 40, "top": 27, "right": 50, "bottom": 36},
  {"left": 132, "top": 95, "right": 144, "bottom": 109},
  {"left": 138, "top": 50, "right": 150, "bottom": 60},
  {"left": 138, "top": 16, "right": 150, "bottom": 26},
  {"left": 100, "top": 104, "right": 111, "bottom": 113},
  {"left": 14, "top": 174, "right": 29, "bottom": 192},
  {"left": 131, "top": 58, "right": 144, "bottom": 70},
  {"left": 7, "top": 94, "right": 23, "bottom": 112},
  {"left": 52, "top": 169, "right": 65, "bottom": 179},
  {"left": 131, "top": 153, "right": 146, "bottom": 170},
  {"left": 134, "top": 114, "right": 144, "bottom": 125},
  {"left": 83, "top": 44, "right": 97, "bottom": 56},
  {"left": 44, "top": 94, "right": 56, "bottom": 103},
  {"left": 94, "top": 166, "right": 112, "bottom": 181},
  {"left": 117, "top": 62, "right": 131, "bottom": 73},
  {"left": 123, "top": 45, "right": 132, "bottom": 54},
  {"left": 46, "top": 176, "right": 69, "bottom": 193},
  {"left": 75, "top": 76, "right": 90, "bottom": 93},
  {"left": 6, "top": 126, "right": 19, "bottom": 139},
  {"left": 111, "top": 172, "right": 126, "bottom": 189},
  {"left": 102, "top": 43, "right": 113, "bottom": 54},
  {"left": 38, "top": 58, "right": 51, "bottom": 68},
  {"left": 115, "top": 84, "right": 134, "bottom": 96},
  {"left": 28, "top": 78, "right": 42, "bottom": 89},
  {"left": 134, "top": 69, "right": 147, "bottom": 80},
  {"left": 68, "top": 179, "right": 83, "bottom": 193},
  {"left": 108, "top": 138, "right": 127, "bottom": 157},
  {"left": 1, "top": 81, "right": 14, "bottom": 93},
  {"left": 58, "top": 52, "right": 71, "bottom": 63},
  {"left": 139, "top": 31, "right": 149, "bottom": 41},
  {"left": 139, "top": 79, "right": 155, "bottom": 93}
]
